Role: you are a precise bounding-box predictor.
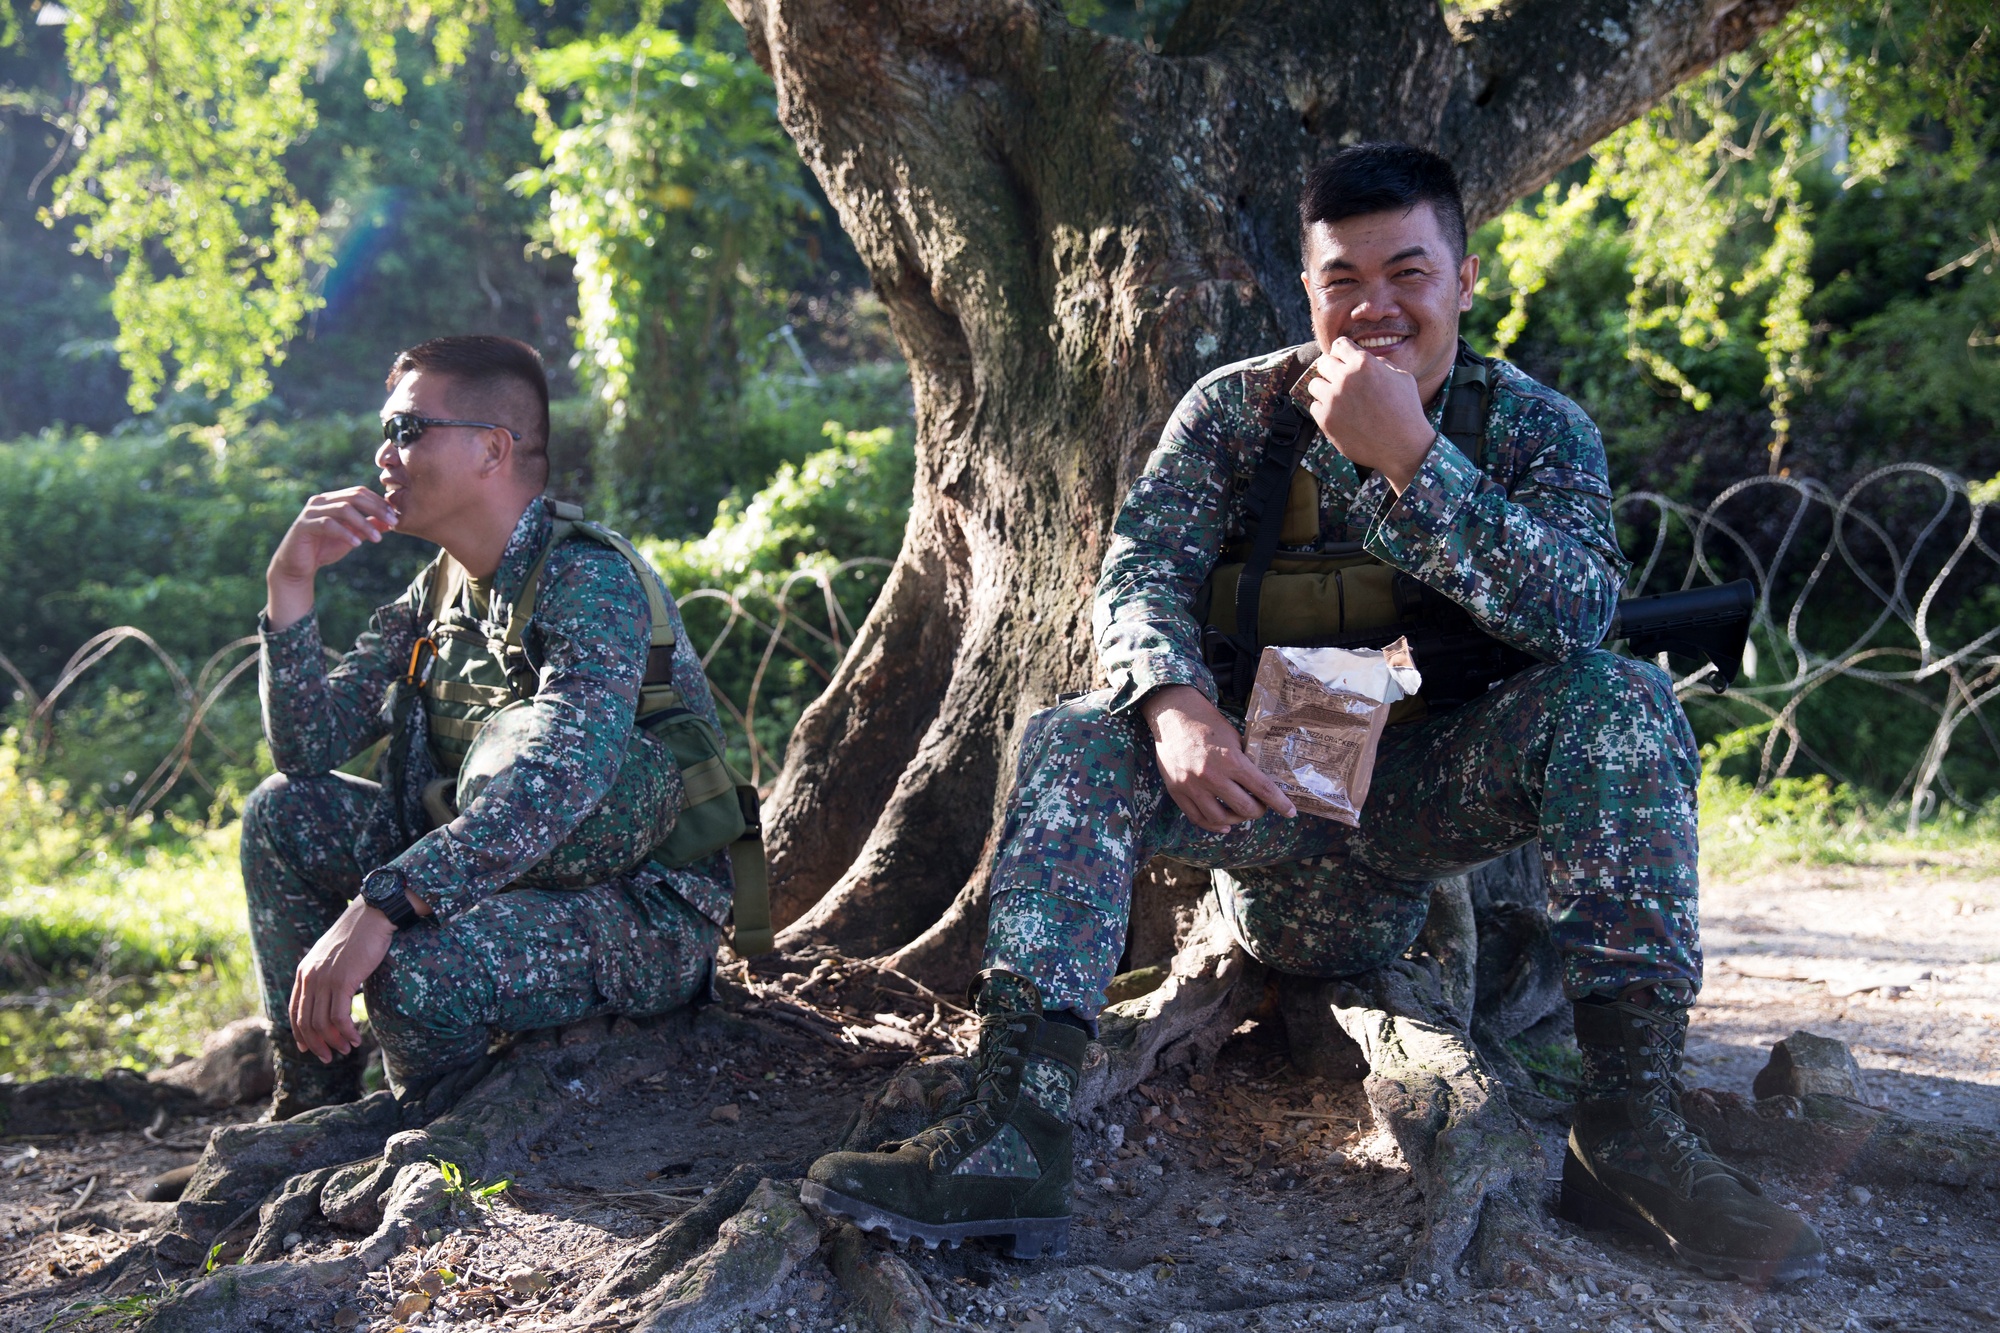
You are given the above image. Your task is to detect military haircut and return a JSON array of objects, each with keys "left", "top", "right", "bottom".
[
  {"left": 387, "top": 335, "right": 552, "bottom": 488},
  {"left": 1298, "top": 142, "right": 1467, "bottom": 259}
]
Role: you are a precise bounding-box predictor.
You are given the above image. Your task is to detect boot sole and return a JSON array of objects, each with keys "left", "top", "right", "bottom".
[
  {"left": 1558, "top": 1152, "right": 1825, "bottom": 1285},
  {"left": 799, "top": 1181, "right": 1070, "bottom": 1260}
]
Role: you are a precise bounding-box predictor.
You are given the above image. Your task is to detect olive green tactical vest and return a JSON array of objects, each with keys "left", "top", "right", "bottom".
[
  {"left": 401, "top": 498, "right": 772, "bottom": 954},
  {"left": 1195, "top": 343, "right": 1493, "bottom": 710}
]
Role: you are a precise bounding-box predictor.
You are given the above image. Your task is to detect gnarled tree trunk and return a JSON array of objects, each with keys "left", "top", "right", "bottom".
[{"left": 734, "top": 0, "right": 1801, "bottom": 980}]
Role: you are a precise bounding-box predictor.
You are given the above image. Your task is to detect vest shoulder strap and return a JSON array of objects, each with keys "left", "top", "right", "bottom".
[
  {"left": 1440, "top": 340, "right": 1493, "bottom": 470},
  {"left": 503, "top": 500, "right": 677, "bottom": 657}
]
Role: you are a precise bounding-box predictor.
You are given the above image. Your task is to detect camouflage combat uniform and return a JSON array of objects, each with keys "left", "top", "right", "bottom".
[
  {"left": 246, "top": 499, "right": 730, "bottom": 1088},
  {"left": 983, "top": 344, "right": 1701, "bottom": 1017}
]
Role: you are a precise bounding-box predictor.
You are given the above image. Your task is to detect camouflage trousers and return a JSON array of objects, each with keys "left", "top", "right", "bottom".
[
  {"left": 984, "top": 650, "right": 1701, "bottom": 1018},
  {"left": 240, "top": 771, "right": 719, "bottom": 1091}
]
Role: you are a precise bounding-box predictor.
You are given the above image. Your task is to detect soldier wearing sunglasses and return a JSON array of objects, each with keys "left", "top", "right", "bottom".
[{"left": 248, "top": 335, "right": 732, "bottom": 1117}]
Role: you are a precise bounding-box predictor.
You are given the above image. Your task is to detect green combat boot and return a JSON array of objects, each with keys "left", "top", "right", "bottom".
[
  {"left": 801, "top": 969, "right": 1084, "bottom": 1259},
  {"left": 1562, "top": 984, "right": 1825, "bottom": 1283}
]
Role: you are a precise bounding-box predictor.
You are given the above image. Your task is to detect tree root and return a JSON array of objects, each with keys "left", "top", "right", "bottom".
[
  {"left": 828, "top": 1223, "right": 949, "bottom": 1333},
  {"left": 627, "top": 1179, "right": 821, "bottom": 1332},
  {"left": 1077, "top": 892, "right": 1268, "bottom": 1118},
  {"left": 1682, "top": 1088, "right": 2000, "bottom": 1191},
  {"left": 126, "top": 1008, "right": 708, "bottom": 1330},
  {"left": 0, "top": 1068, "right": 200, "bottom": 1136}
]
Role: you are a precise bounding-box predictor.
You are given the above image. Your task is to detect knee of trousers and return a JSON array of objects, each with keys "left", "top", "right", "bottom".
[
  {"left": 240, "top": 771, "right": 296, "bottom": 843},
  {"left": 1215, "top": 862, "right": 1431, "bottom": 978},
  {"left": 1019, "top": 693, "right": 1134, "bottom": 763},
  {"left": 363, "top": 942, "right": 484, "bottom": 1044},
  {"left": 1545, "top": 651, "right": 1699, "bottom": 778}
]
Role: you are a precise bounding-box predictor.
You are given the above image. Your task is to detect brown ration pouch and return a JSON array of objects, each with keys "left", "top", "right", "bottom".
[{"left": 1241, "top": 638, "right": 1415, "bottom": 827}]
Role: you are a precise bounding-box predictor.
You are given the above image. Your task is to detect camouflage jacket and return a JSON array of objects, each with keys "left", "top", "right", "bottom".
[
  {"left": 259, "top": 498, "right": 735, "bottom": 926},
  {"left": 1096, "top": 344, "right": 1629, "bottom": 713}
]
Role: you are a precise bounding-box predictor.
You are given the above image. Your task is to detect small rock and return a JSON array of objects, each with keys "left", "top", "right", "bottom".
[
  {"left": 1848, "top": 1185, "right": 1873, "bottom": 1206},
  {"left": 711, "top": 1103, "right": 741, "bottom": 1124},
  {"left": 1196, "top": 1208, "right": 1228, "bottom": 1228},
  {"left": 1581, "top": 1275, "right": 1601, "bottom": 1297},
  {"left": 1095, "top": 1176, "right": 1117, "bottom": 1192},
  {"left": 1753, "top": 1031, "right": 1868, "bottom": 1102},
  {"left": 1626, "top": 1281, "right": 1653, "bottom": 1302},
  {"left": 1105, "top": 1123, "right": 1125, "bottom": 1150},
  {"left": 281, "top": 1231, "right": 301, "bottom": 1251},
  {"left": 504, "top": 1267, "right": 552, "bottom": 1296},
  {"left": 391, "top": 1291, "right": 431, "bottom": 1319}
]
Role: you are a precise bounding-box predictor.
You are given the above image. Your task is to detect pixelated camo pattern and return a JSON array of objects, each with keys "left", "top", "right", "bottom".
[
  {"left": 985, "top": 347, "right": 1698, "bottom": 1020},
  {"left": 240, "top": 769, "right": 718, "bottom": 1089},
  {"left": 1020, "top": 1054, "right": 1076, "bottom": 1120},
  {"left": 951, "top": 1123, "right": 1042, "bottom": 1179},
  {"left": 1094, "top": 344, "right": 1630, "bottom": 713},
  {"left": 259, "top": 497, "right": 732, "bottom": 926}
]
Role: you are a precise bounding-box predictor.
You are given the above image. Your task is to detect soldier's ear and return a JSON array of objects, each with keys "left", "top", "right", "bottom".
[
  {"left": 480, "top": 425, "right": 514, "bottom": 480},
  {"left": 1457, "top": 253, "right": 1480, "bottom": 312}
]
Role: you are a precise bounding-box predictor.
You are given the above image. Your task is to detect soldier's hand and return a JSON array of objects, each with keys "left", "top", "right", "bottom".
[
  {"left": 1305, "top": 338, "right": 1438, "bottom": 493},
  {"left": 265, "top": 488, "right": 398, "bottom": 632},
  {"left": 1140, "top": 685, "right": 1297, "bottom": 834},
  {"left": 288, "top": 896, "right": 395, "bottom": 1064}
]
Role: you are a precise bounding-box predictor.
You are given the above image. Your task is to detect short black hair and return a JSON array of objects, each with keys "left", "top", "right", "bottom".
[
  {"left": 386, "top": 335, "right": 551, "bottom": 487},
  {"left": 1299, "top": 143, "right": 1467, "bottom": 259}
]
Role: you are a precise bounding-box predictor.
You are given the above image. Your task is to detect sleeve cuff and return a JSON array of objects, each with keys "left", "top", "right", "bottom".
[
  {"left": 1103, "top": 651, "right": 1217, "bottom": 716},
  {"left": 258, "top": 610, "right": 325, "bottom": 680},
  {"left": 1365, "top": 434, "right": 1482, "bottom": 564}
]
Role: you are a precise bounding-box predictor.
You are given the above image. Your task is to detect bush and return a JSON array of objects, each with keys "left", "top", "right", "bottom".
[{"left": 638, "top": 417, "right": 915, "bottom": 779}]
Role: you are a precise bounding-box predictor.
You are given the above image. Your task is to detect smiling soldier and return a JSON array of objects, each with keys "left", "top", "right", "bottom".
[
  {"left": 801, "top": 145, "right": 1823, "bottom": 1283},
  {"left": 245, "top": 335, "right": 740, "bottom": 1119}
]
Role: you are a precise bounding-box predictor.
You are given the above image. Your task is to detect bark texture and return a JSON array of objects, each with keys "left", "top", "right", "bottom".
[{"left": 727, "top": 0, "right": 1806, "bottom": 974}]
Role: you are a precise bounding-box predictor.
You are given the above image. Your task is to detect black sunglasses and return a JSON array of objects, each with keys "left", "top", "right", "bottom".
[{"left": 381, "top": 412, "right": 522, "bottom": 449}]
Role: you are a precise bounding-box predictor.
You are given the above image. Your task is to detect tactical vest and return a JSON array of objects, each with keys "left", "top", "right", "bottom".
[
  {"left": 1196, "top": 341, "right": 1533, "bottom": 710},
  {"left": 393, "top": 498, "right": 773, "bottom": 955}
]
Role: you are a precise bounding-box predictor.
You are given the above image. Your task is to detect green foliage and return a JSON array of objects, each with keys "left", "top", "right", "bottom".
[
  {"left": 24, "top": 0, "right": 521, "bottom": 418},
  {"left": 516, "top": 21, "right": 818, "bottom": 525},
  {"left": 639, "top": 416, "right": 914, "bottom": 776},
  {"left": 0, "top": 414, "right": 429, "bottom": 810},
  {"left": 0, "top": 734, "right": 254, "bottom": 1077},
  {"left": 1470, "top": 0, "right": 1999, "bottom": 480},
  {"left": 435, "top": 1158, "right": 509, "bottom": 1209},
  {"left": 1697, "top": 723, "right": 2000, "bottom": 878}
]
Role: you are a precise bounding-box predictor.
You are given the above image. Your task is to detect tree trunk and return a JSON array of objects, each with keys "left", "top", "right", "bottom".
[{"left": 731, "top": 0, "right": 1803, "bottom": 974}]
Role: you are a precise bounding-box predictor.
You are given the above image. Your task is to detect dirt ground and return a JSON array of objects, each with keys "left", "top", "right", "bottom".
[{"left": 3, "top": 855, "right": 1996, "bottom": 1333}]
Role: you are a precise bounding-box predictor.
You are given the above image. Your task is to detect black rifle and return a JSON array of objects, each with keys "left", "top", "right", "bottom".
[{"left": 1202, "top": 578, "right": 1755, "bottom": 709}]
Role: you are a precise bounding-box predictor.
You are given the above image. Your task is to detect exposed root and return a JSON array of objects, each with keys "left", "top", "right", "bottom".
[
  {"left": 827, "top": 1223, "right": 948, "bottom": 1332},
  {"left": 626, "top": 1179, "right": 821, "bottom": 1332},
  {"left": 1682, "top": 1088, "right": 2000, "bottom": 1191},
  {"left": 0, "top": 1068, "right": 200, "bottom": 1137},
  {"left": 1078, "top": 893, "right": 1267, "bottom": 1118},
  {"left": 139, "top": 1256, "right": 361, "bottom": 1333}
]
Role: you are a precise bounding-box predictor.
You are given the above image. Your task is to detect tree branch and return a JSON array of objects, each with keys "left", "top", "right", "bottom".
[{"left": 1441, "top": 0, "right": 1805, "bottom": 222}]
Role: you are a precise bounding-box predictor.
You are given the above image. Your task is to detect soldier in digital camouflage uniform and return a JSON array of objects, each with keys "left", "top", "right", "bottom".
[
  {"left": 804, "top": 145, "right": 1824, "bottom": 1282},
  {"left": 247, "top": 335, "right": 729, "bottom": 1118}
]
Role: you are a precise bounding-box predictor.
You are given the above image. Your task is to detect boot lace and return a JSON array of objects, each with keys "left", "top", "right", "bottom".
[
  {"left": 1626, "top": 1011, "right": 1747, "bottom": 1194},
  {"left": 902, "top": 1014, "right": 1028, "bottom": 1165}
]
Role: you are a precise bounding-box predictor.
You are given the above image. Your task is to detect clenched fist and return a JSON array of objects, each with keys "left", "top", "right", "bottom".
[{"left": 1302, "top": 338, "right": 1440, "bottom": 494}]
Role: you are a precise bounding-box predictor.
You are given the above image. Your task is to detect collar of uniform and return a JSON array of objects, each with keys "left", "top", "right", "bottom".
[{"left": 487, "top": 496, "right": 553, "bottom": 611}]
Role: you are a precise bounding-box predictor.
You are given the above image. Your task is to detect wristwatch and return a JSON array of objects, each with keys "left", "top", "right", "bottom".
[{"left": 359, "top": 867, "right": 421, "bottom": 929}]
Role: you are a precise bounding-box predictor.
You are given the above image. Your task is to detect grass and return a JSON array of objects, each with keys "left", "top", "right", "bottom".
[
  {"left": 1696, "top": 726, "right": 2000, "bottom": 881},
  {"left": 0, "top": 734, "right": 255, "bottom": 1079}
]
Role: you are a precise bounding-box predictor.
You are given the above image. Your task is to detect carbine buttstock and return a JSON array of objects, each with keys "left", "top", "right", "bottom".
[{"left": 1610, "top": 579, "right": 1756, "bottom": 694}]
